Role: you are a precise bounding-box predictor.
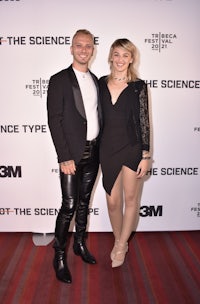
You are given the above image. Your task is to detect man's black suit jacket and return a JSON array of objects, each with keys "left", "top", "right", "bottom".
[{"left": 47, "top": 65, "right": 102, "bottom": 163}]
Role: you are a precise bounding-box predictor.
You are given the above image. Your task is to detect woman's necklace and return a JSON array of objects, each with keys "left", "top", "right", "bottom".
[{"left": 113, "top": 76, "right": 127, "bottom": 81}]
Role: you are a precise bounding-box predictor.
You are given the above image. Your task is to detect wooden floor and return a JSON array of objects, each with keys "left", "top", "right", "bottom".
[{"left": 0, "top": 231, "right": 199, "bottom": 304}]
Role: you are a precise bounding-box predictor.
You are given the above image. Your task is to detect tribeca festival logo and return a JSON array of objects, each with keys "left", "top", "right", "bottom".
[
  {"left": 25, "top": 78, "right": 49, "bottom": 98},
  {"left": 191, "top": 202, "right": 200, "bottom": 218},
  {"left": 194, "top": 126, "right": 200, "bottom": 133},
  {"left": 144, "top": 32, "right": 177, "bottom": 52}
]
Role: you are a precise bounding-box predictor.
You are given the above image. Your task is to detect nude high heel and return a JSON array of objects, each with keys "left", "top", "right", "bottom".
[
  {"left": 111, "top": 242, "right": 128, "bottom": 268},
  {"left": 110, "top": 239, "right": 119, "bottom": 261}
]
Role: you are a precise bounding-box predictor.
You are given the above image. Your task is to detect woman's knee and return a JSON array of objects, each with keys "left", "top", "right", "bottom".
[
  {"left": 124, "top": 192, "right": 138, "bottom": 207},
  {"left": 107, "top": 197, "right": 121, "bottom": 212}
]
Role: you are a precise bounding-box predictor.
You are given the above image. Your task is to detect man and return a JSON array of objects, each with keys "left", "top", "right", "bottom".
[{"left": 47, "top": 29, "right": 102, "bottom": 284}]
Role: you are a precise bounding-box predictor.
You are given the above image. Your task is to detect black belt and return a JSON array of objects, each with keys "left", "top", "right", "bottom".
[{"left": 86, "top": 137, "right": 98, "bottom": 146}]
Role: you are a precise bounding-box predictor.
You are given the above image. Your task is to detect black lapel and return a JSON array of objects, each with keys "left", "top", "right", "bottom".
[{"left": 68, "top": 66, "right": 86, "bottom": 119}]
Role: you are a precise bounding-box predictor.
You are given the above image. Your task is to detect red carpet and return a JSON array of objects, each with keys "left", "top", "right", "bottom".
[{"left": 0, "top": 231, "right": 199, "bottom": 304}]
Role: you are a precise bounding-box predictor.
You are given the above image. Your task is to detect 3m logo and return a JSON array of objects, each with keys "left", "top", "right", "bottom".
[
  {"left": 140, "top": 205, "right": 163, "bottom": 217},
  {"left": 0, "top": 166, "right": 22, "bottom": 178}
]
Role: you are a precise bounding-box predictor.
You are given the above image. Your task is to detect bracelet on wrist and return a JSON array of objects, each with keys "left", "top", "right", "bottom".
[
  {"left": 142, "top": 156, "right": 151, "bottom": 160},
  {"left": 142, "top": 151, "right": 150, "bottom": 156}
]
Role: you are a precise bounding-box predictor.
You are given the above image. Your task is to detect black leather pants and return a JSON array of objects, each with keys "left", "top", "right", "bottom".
[{"left": 54, "top": 140, "right": 99, "bottom": 249}]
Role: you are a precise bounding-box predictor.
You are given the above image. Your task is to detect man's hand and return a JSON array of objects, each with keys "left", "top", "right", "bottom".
[{"left": 60, "top": 160, "right": 76, "bottom": 175}]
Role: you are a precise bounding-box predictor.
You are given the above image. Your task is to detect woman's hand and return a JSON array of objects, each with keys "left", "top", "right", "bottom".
[{"left": 136, "top": 159, "right": 149, "bottom": 178}]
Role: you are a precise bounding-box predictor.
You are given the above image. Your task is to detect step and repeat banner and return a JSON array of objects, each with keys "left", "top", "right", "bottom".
[{"left": 1, "top": 0, "right": 199, "bottom": 232}]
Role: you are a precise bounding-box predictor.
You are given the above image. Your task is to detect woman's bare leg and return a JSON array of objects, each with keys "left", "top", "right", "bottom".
[
  {"left": 106, "top": 166, "right": 142, "bottom": 266},
  {"left": 119, "top": 166, "right": 142, "bottom": 245},
  {"left": 106, "top": 171, "right": 123, "bottom": 241}
]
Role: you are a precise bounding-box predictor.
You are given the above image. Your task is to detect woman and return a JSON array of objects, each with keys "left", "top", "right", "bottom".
[{"left": 99, "top": 38, "right": 151, "bottom": 267}]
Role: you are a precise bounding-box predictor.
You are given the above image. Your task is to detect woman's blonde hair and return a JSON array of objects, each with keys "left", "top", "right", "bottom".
[{"left": 108, "top": 38, "right": 138, "bottom": 81}]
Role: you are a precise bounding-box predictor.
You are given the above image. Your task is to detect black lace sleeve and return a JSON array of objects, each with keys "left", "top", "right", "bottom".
[{"left": 138, "top": 81, "right": 150, "bottom": 151}]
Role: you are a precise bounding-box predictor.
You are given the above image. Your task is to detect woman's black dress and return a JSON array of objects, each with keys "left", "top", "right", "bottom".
[{"left": 99, "top": 76, "right": 149, "bottom": 195}]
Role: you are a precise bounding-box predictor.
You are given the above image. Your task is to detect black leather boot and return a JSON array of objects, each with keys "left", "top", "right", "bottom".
[
  {"left": 73, "top": 200, "right": 97, "bottom": 264},
  {"left": 73, "top": 236, "right": 96, "bottom": 264},
  {"left": 53, "top": 244, "right": 72, "bottom": 284},
  {"left": 53, "top": 197, "right": 75, "bottom": 284}
]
